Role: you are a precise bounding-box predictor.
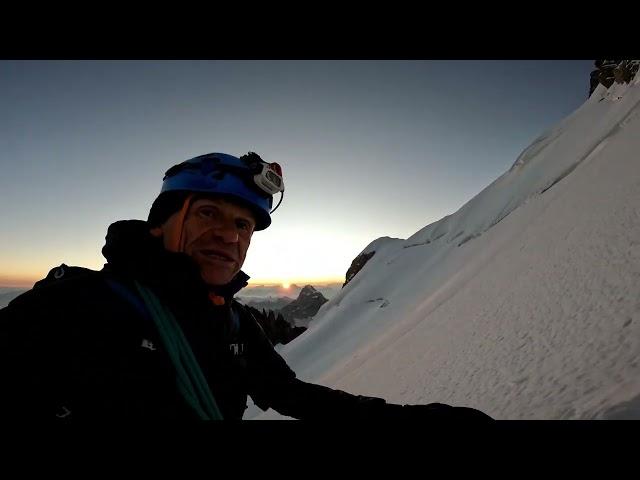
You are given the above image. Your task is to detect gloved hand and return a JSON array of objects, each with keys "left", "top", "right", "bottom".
[{"left": 382, "top": 402, "right": 494, "bottom": 421}]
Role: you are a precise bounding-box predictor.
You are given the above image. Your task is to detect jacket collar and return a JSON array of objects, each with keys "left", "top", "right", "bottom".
[{"left": 209, "top": 270, "right": 250, "bottom": 299}]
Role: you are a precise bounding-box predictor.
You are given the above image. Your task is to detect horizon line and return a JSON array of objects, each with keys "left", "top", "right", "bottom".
[{"left": 1, "top": 276, "right": 346, "bottom": 289}]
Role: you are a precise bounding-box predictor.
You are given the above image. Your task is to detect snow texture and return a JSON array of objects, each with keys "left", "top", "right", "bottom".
[{"left": 246, "top": 78, "right": 640, "bottom": 420}]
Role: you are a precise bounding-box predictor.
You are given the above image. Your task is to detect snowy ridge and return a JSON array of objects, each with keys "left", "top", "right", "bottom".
[{"left": 248, "top": 78, "right": 640, "bottom": 419}]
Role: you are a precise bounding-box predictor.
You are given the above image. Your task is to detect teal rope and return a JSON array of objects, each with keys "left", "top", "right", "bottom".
[
  {"left": 136, "top": 286, "right": 210, "bottom": 419},
  {"left": 134, "top": 281, "right": 224, "bottom": 420}
]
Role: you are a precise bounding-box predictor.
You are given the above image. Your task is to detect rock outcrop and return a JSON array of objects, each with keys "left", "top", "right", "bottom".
[
  {"left": 589, "top": 60, "right": 640, "bottom": 96},
  {"left": 342, "top": 251, "right": 376, "bottom": 288},
  {"left": 280, "top": 285, "right": 328, "bottom": 325}
]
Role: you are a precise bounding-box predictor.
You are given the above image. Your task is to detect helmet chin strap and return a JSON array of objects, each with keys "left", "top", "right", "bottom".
[
  {"left": 176, "top": 195, "right": 195, "bottom": 253},
  {"left": 154, "top": 194, "right": 195, "bottom": 253}
]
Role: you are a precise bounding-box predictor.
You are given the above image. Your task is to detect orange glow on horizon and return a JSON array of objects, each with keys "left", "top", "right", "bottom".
[
  {"left": 246, "top": 276, "right": 344, "bottom": 287},
  {"left": 0, "top": 275, "right": 40, "bottom": 288}
]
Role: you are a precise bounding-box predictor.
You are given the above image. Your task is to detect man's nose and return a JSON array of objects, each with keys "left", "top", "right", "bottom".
[{"left": 209, "top": 220, "right": 239, "bottom": 243}]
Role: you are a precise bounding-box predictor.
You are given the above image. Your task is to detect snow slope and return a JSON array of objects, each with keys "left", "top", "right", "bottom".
[{"left": 247, "top": 77, "right": 640, "bottom": 420}]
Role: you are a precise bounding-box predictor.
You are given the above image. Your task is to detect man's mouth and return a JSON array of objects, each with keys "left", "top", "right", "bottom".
[{"left": 200, "top": 249, "right": 236, "bottom": 263}]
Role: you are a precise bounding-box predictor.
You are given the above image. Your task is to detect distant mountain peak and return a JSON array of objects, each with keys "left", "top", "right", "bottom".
[{"left": 281, "top": 284, "right": 328, "bottom": 324}]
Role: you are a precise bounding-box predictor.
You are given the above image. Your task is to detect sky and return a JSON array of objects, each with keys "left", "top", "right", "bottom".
[{"left": 0, "top": 60, "right": 595, "bottom": 287}]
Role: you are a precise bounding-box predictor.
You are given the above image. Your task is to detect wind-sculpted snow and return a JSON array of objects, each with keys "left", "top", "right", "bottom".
[{"left": 248, "top": 75, "right": 640, "bottom": 420}]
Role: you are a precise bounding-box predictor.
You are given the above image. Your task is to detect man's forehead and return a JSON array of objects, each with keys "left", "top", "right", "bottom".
[{"left": 192, "top": 196, "right": 255, "bottom": 219}]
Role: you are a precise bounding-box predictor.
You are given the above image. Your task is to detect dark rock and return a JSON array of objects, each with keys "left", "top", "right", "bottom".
[
  {"left": 589, "top": 59, "right": 639, "bottom": 97},
  {"left": 342, "top": 251, "right": 376, "bottom": 288},
  {"left": 280, "top": 285, "right": 328, "bottom": 325}
]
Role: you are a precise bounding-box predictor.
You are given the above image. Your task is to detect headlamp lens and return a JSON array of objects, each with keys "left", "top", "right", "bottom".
[{"left": 269, "top": 162, "right": 283, "bottom": 177}]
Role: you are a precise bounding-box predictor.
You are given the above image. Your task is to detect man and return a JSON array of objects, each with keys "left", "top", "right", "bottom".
[{"left": 0, "top": 152, "right": 492, "bottom": 420}]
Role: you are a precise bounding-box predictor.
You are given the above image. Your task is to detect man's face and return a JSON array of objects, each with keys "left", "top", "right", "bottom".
[{"left": 161, "top": 197, "right": 256, "bottom": 286}]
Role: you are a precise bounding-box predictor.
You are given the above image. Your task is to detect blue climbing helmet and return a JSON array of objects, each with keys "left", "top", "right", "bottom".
[{"left": 159, "top": 152, "right": 285, "bottom": 231}]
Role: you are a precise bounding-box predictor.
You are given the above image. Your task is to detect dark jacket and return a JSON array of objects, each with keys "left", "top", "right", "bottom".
[{"left": 0, "top": 220, "right": 492, "bottom": 421}]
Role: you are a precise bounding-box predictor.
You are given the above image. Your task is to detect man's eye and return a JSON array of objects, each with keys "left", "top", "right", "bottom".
[
  {"left": 237, "top": 221, "right": 251, "bottom": 231},
  {"left": 200, "top": 209, "right": 216, "bottom": 218}
]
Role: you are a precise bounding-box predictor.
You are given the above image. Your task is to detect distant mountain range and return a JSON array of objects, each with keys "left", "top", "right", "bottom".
[
  {"left": 238, "top": 285, "right": 329, "bottom": 340},
  {"left": 236, "top": 295, "right": 295, "bottom": 312},
  {"left": 239, "top": 283, "right": 341, "bottom": 301},
  {"left": 239, "top": 285, "right": 328, "bottom": 322}
]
